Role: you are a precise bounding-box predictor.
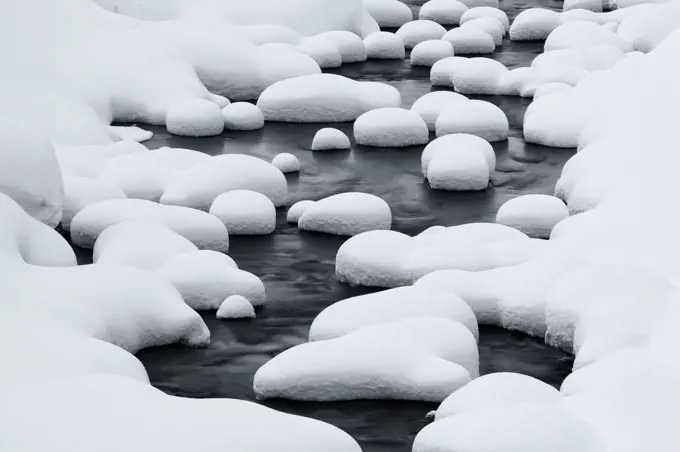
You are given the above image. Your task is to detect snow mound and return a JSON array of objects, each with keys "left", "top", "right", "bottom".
[
  {"left": 209, "top": 190, "right": 276, "bottom": 235},
  {"left": 363, "top": 0, "right": 413, "bottom": 27},
  {"left": 496, "top": 195, "right": 568, "bottom": 238},
  {"left": 287, "top": 200, "right": 317, "bottom": 223},
  {"left": 217, "top": 295, "right": 256, "bottom": 319},
  {"left": 533, "top": 82, "right": 572, "bottom": 99},
  {"left": 461, "top": 7, "right": 510, "bottom": 31},
  {"left": 298, "top": 192, "right": 392, "bottom": 236},
  {"left": 448, "top": 57, "right": 508, "bottom": 95},
  {"left": 312, "top": 128, "right": 352, "bottom": 151},
  {"left": 110, "top": 125, "right": 153, "bottom": 143},
  {"left": 427, "top": 147, "right": 491, "bottom": 191},
  {"left": 62, "top": 177, "right": 127, "bottom": 230},
  {"left": 222, "top": 102, "right": 265, "bottom": 131},
  {"left": 209, "top": 94, "right": 231, "bottom": 108},
  {"left": 315, "top": 31, "right": 368, "bottom": 63},
  {"left": 411, "top": 40, "right": 455, "bottom": 67},
  {"left": 354, "top": 108, "right": 429, "bottom": 147},
  {"left": 396, "top": 20, "right": 448, "bottom": 49},
  {"left": 436, "top": 100, "right": 509, "bottom": 142},
  {"left": 510, "top": 8, "right": 561, "bottom": 41},
  {"left": 166, "top": 99, "right": 225, "bottom": 137},
  {"left": 422, "top": 133, "right": 495, "bottom": 174},
  {"left": 442, "top": 26, "right": 496, "bottom": 54},
  {"left": 461, "top": 17, "right": 506, "bottom": 46},
  {"left": 523, "top": 92, "right": 581, "bottom": 148},
  {"left": 459, "top": 0, "right": 500, "bottom": 7},
  {"left": 71, "top": 198, "right": 230, "bottom": 252},
  {"left": 431, "top": 57, "right": 467, "bottom": 87},
  {"left": 435, "top": 373, "right": 562, "bottom": 419},
  {"left": 412, "top": 91, "right": 469, "bottom": 131},
  {"left": 272, "top": 153, "right": 301, "bottom": 173},
  {"left": 544, "top": 21, "right": 633, "bottom": 52},
  {"left": 257, "top": 74, "right": 401, "bottom": 122},
  {"left": 532, "top": 45, "right": 625, "bottom": 72},
  {"left": 419, "top": 0, "right": 469, "bottom": 25},
  {"left": 297, "top": 36, "right": 343, "bottom": 69},
  {"left": 254, "top": 317, "right": 477, "bottom": 401},
  {"left": 563, "top": 0, "right": 603, "bottom": 12},
  {"left": 364, "top": 32, "right": 406, "bottom": 59},
  {"left": 161, "top": 154, "right": 288, "bottom": 209}
]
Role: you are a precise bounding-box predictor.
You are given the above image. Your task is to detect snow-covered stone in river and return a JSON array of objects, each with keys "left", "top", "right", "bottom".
[
  {"left": 221, "top": 102, "right": 264, "bottom": 131},
  {"left": 563, "top": 0, "right": 603, "bottom": 11},
  {"left": 165, "top": 99, "right": 225, "bottom": 137},
  {"left": 419, "top": 0, "right": 469, "bottom": 25},
  {"left": 544, "top": 21, "right": 633, "bottom": 52},
  {"left": 461, "top": 7, "right": 510, "bottom": 31},
  {"left": 461, "top": 17, "right": 505, "bottom": 46},
  {"left": 272, "top": 153, "right": 301, "bottom": 173},
  {"left": 431, "top": 57, "right": 468, "bottom": 87},
  {"left": 217, "top": 295, "right": 256, "bottom": 319},
  {"left": 298, "top": 192, "right": 392, "bottom": 236},
  {"left": 496, "top": 194, "right": 568, "bottom": 238},
  {"left": 62, "top": 177, "right": 127, "bottom": 230},
  {"left": 363, "top": 0, "right": 413, "bottom": 28},
  {"left": 426, "top": 147, "right": 491, "bottom": 191},
  {"left": 509, "top": 8, "right": 561, "bottom": 41},
  {"left": 312, "top": 128, "right": 352, "bottom": 151},
  {"left": 354, "top": 108, "right": 429, "bottom": 147},
  {"left": 531, "top": 45, "right": 624, "bottom": 72},
  {"left": 315, "top": 31, "right": 367, "bottom": 63},
  {"left": 442, "top": 27, "right": 495, "bottom": 54},
  {"left": 209, "top": 190, "right": 276, "bottom": 235},
  {"left": 422, "top": 133, "right": 495, "bottom": 175},
  {"left": 297, "top": 36, "right": 343, "bottom": 69},
  {"left": 396, "top": 20, "right": 447, "bottom": 49},
  {"left": 436, "top": 100, "right": 509, "bottom": 142},
  {"left": 161, "top": 154, "right": 288, "bottom": 209},
  {"left": 254, "top": 317, "right": 476, "bottom": 401},
  {"left": 435, "top": 372, "right": 562, "bottom": 420},
  {"left": 287, "top": 200, "right": 317, "bottom": 223},
  {"left": 412, "top": 91, "right": 468, "bottom": 131},
  {"left": 364, "top": 32, "right": 406, "bottom": 59},
  {"left": 523, "top": 92, "right": 581, "bottom": 148},
  {"left": 411, "top": 40, "right": 455, "bottom": 67},
  {"left": 445, "top": 57, "right": 508, "bottom": 95}
]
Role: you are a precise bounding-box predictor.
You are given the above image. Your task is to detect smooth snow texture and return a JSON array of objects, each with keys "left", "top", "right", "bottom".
[
  {"left": 310, "top": 286, "right": 479, "bottom": 341},
  {"left": 412, "top": 91, "right": 469, "bottom": 131},
  {"left": 431, "top": 57, "right": 469, "bottom": 87},
  {"left": 533, "top": 82, "right": 572, "bottom": 99},
  {"left": 272, "top": 153, "right": 301, "bottom": 173},
  {"left": 363, "top": 0, "right": 413, "bottom": 27},
  {"left": 422, "top": 133, "right": 495, "bottom": 175},
  {"left": 442, "top": 27, "right": 496, "bottom": 54},
  {"left": 496, "top": 195, "right": 568, "bottom": 238},
  {"left": 161, "top": 154, "right": 288, "bottom": 209},
  {"left": 298, "top": 192, "right": 392, "bottom": 236},
  {"left": 461, "top": 16, "right": 506, "bottom": 46},
  {"left": 419, "top": 0, "right": 469, "bottom": 25},
  {"left": 110, "top": 125, "right": 153, "bottom": 143},
  {"left": 209, "top": 190, "right": 276, "bottom": 235},
  {"left": 297, "top": 36, "right": 343, "bottom": 69},
  {"left": 411, "top": 40, "right": 455, "bottom": 67},
  {"left": 510, "top": 8, "right": 561, "bottom": 41},
  {"left": 287, "top": 200, "right": 317, "bottom": 223},
  {"left": 436, "top": 100, "right": 509, "bottom": 142},
  {"left": 315, "top": 31, "right": 367, "bottom": 63},
  {"left": 396, "top": 20, "right": 447, "bottom": 49},
  {"left": 222, "top": 102, "right": 264, "bottom": 131},
  {"left": 166, "top": 99, "right": 225, "bottom": 137},
  {"left": 448, "top": 57, "right": 508, "bottom": 95},
  {"left": 354, "top": 108, "right": 429, "bottom": 147},
  {"left": 257, "top": 74, "right": 401, "bottom": 123},
  {"left": 544, "top": 21, "right": 633, "bottom": 52},
  {"left": 312, "top": 128, "right": 352, "bottom": 151},
  {"left": 62, "top": 176, "right": 127, "bottom": 230},
  {"left": 427, "top": 147, "right": 491, "bottom": 191},
  {"left": 216, "top": 295, "right": 256, "bottom": 319},
  {"left": 563, "top": 0, "right": 603, "bottom": 11},
  {"left": 254, "top": 317, "right": 476, "bottom": 402},
  {"left": 364, "top": 32, "right": 406, "bottom": 59},
  {"left": 461, "top": 7, "right": 510, "bottom": 31}
]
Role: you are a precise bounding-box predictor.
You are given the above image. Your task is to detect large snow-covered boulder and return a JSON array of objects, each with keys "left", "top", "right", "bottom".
[
  {"left": 419, "top": 0, "right": 469, "bottom": 25},
  {"left": 431, "top": 57, "right": 468, "bottom": 86},
  {"left": 496, "top": 195, "right": 568, "bottom": 238},
  {"left": 222, "top": 102, "right": 265, "bottom": 131},
  {"left": 354, "top": 108, "right": 429, "bottom": 147},
  {"left": 298, "top": 192, "right": 392, "bottom": 236},
  {"left": 461, "top": 7, "right": 510, "bottom": 31},
  {"left": 396, "top": 20, "right": 447, "bottom": 49},
  {"left": 412, "top": 91, "right": 469, "bottom": 131},
  {"left": 363, "top": 0, "right": 413, "bottom": 27},
  {"left": 364, "top": 32, "right": 406, "bottom": 59},
  {"left": 209, "top": 190, "right": 276, "bottom": 235},
  {"left": 436, "top": 100, "right": 509, "bottom": 142},
  {"left": 422, "top": 133, "right": 495, "bottom": 175},
  {"left": 442, "top": 27, "right": 496, "bottom": 54},
  {"left": 510, "top": 8, "right": 561, "bottom": 41},
  {"left": 312, "top": 128, "right": 352, "bottom": 151},
  {"left": 426, "top": 147, "right": 491, "bottom": 191},
  {"left": 165, "top": 99, "right": 225, "bottom": 137},
  {"left": 411, "top": 40, "right": 455, "bottom": 66}
]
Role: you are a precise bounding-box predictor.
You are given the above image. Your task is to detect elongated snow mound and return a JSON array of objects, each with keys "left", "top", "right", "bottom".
[
  {"left": 496, "top": 195, "right": 568, "bottom": 238},
  {"left": 363, "top": 0, "right": 413, "bottom": 27},
  {"left": 166, "top": 99, "right": 225, "bottom": 137},
  {"left": 298, "top": 192, "right": 392, "bottom": 236},
  {"left": 354, "top": 108, "right": 429, "bottom": 147},
  {"left": 411, "top": 40, "right": 455, "bottom": 66},
  {"left": 217, "top": 295, "right": 256, "bottom": 319},
  {"left": 222, "top": 102, "right": 265, "bottom": 131},
  {"left": 396, "top": 20, "right": 447, "bottom": 49},
  {"left": 312, "top": 128, "right": 351, "bottom": 150},
  {"left": 287, "top": 200, "right": 316, "bottom": 223},
  {"left": 364, "top": 32, "right": 406, "bottom": 59},
  {"left": 436, "top": 100, "right": 509, "bottom": 142},
  {"left": 442, "top": 27, "right": 496, "bottom": 54},
  {"left": 461, "top": 7, "right": 510, "bottom": 31},
  {"left": 419, "top": 0, "right": 469, "bottom": 25},
  {"left": 209, "top": 190, "right": 276, "bottom": 235},
  {"left": 412, "top": 91, "right": 469, "bottom": 131}
]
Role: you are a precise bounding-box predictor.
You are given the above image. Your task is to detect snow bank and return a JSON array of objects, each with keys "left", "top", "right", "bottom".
[
  {"left": 287, "top": 200, "right": 317, "bottom": 223},
  {"left": 222, "top": 102, "right": 264, "bottom": 131},
  {"left": 411, "top": 91, "right": 469, "bottom": 131},
  {"left": 364, "top": 0, "right": 413, "bottom": 27},
  {"left": 422, "top": 133, "right": 495, "bottom": 174},
  {"left": 448, "top": 57, "right": 509, "bottom": 95},
  {"left": 272, "top": 153, "right": 301, "bottom": 173},
  {"left": 436, "top": 100, "right": 509, "bottom": 142},
  {"left": 510, "top": 8, "right": 561, "bottom": 41},
  {"left": 427, "top": 148, "right": 491, "bottom": 191},
  {"left": 411, "top": 40, "right": 455, "bottom": 66},
  {"left": 396, "top": 20, "right": 447, "bottom": 49},
  {"left": 209, "top": 190, "right": 276, "bottom": 235},
  {"left": 496, "top": 195, "right": 568, "bottom": 238},
  {"left": 461, "top": 7, "right": 510, "bottom": 31},
  {"left": 544, "top": 21, "right": 633, "bottom": 52},
  {"left": 298, "top": 192, "right": 392, "bottom": 236},
  {"left": 364, "top": 32, "right": 406, "bottom": 59},
  {"left": 442, "top": 27, "right": 496, "bottom": 54},
  {"left": 419, "top": 0, "right": 469, "bottom": 25},
  {"left": 312, "top": 128, "right": 352, "bottom": 150},
  {"left": 216, "top": 295, "right": 256, "bottom": 319},
  {"left": 354, "top": 108, "right": 429, "bottom": 147},
  {"left": 166, "top": 99, "right": 225, "bottom": 137}
]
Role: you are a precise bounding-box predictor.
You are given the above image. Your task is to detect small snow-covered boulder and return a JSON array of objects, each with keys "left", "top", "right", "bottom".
[
  {"left": 449, "top": 57, "right": 508, "bottom": 94},
  {"left": 209, "top": 190, "right": 276, "bottom": 235},
  {"left": 563, "top": 0, "right": 603, "bottom": 11},
  {"left": 222, "top": 102, "right": 265, "bottom": 131},
  {"left": 364, "top": 32, "right": 406, "bottom": 59},
  {"left": 411, "top": 40, "right": 455, "bottom": 67},
  {"left": 412, "top": 92, "right": 469, "bottom": 131},
  {"left": 217, "top": 295, "right": 256, "bottom": 319},
  {"left": 461, "top": 7, "right": 510, "bottom": 31},
  {"left": 510, "top": 8, "right": 561, "bottom": 41},
  {"left": 312, "top": 128, "right": 351, "bottom": 151},
  {"left": 427, "top": 147, "right": 490, "bottom": 191},
  {"left": 461, "top": 17, "right": 505, "bottom": 46},
  {"left": 272, "top": 153, "right": 301, "bottom": 173},
  {"left": 287, "top": 200, "right": 317, "bottom": 223},
  {"left": 354, "top": 108, "right": 429, "bottom": 147},
  {"left": 419, "top": 0, "right": 469, "bottom": 25},
  {"left": 436, "top": 100, "right": 509, "bottom": 142},
  {"left": 442, "top": 27, "right": 496, "bottom": 54},
  {"left": 298, "top": 192, "right": 392, "bottom": 236},
  {"left": 396, "top": 20, "right": 447, "bottom": 49},
  {"left": 315, "top": 31, "right": 368, "bottom": 63},
  {"left": 496, "top": 194, "right": 568, "bottom": 238},
  {"left": 363, "top": 0, "right": 413, "bottom": 27},
  {"left": 422, "top": 133, "right": 495, "bottom": 175},
  {"left": 166, "top": 99, "right": 225, "bottom": 137}
]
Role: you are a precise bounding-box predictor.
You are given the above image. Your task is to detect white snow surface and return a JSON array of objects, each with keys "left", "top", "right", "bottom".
[
  {"left": 396, "top": 20, "right": 448, "bottom": 49},
  {"left": 298, "top": 192, "right": 392, "bottom": 236},
  {"left": 209, "top": 190, "right": 276, "bottom": 235},
  {"left": 166, "top": 99, "right": 225, "bottom": 137},
  {"left": 272, "top": 153, "right": 301, "bottom": 173},
  {"left": 354, "top": 108, "right": 429, "bottom": 147},
  {"left": 364, "top": 32, "right": 406, "bottom": 59},
  {"left": 315, "top": 31, "right": 368, "bottom": 63},
  {"left": 461, "top": 7, "right": 510, "bottom": 31},
  {"left": 287, "top": 200, "right": 317, "bottom": 223},
  {"left": 216, "top": 295, "right": 256, "bottom": 319},
  {"left": 222, "top": 102, "right": 265, "bottom": 130},
  {"left": 496, "top": 194, "right": 569, "bottom": 238},
  {"left": 442, "top": 27, "right": 496, "bottom": 54},
  {"left": 411, "top": 91, "right": 469, "bottom": 131},
  {"left": 422, "top": 133, "right": 495, "bottom": 174},
  {"left": 363, "top": 0, "right": 413, "bottom": 27},
  {"left": 62, "top": 176, "right": 127, "bottom": 230},
  {"left": 427, "top": 148, "right": 491, "bottom": 191},
  {"left": 419, "top": 0, "right": 470, "bottom": 25},
  {"left": 436, "top": 100, "right": 509, "bottom": 142},
  {"left": 312, "top": 128, "right": 352, "bottom": 150},
  {"left": 411, "top": 40, "right": 455, "bottom": 67}
]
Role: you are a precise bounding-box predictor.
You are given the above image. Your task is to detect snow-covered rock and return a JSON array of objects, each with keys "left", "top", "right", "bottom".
[
  {"left": 62, "top": 177, "right": 127, "bottom": 230},
  {"left": 166, "top": 99, "right": 225, "bottom": 137},
  {"left": 436, "top": 100, "right": 509, "bottom": 142},
  {"left": 563, "top": 0, "right": 603, "bottom": 11},
  {"left": 533, "top": 82, "right": 572, "bottom": 99},
  {"left": 449, "top": 57, "right": 508, "bottom": 94},
  {"left": 364, "top": 32, "right": 406, "bottom": 59},
  {"left": 297, "top": 36, "right": 343, "bottom": 69},
  {"left": 461, "top": 7, "right": 510, "bottom": 31},
  {"left": 510, "top": 8, "right": 561, "bottom": 41},
  {"left": 544, "top": 21, "right": 633, "bottom": 52},
  {"left": 315, "top": 31, "right": 368, "bottom": 63},
  {"left": 422, "top": 133, "right": 495, "bottom": 175},
  {"left": 427, "top": 147, "right": 491, "bottom": 191},
  {"left": 412, "top": 91, "right": 469, "bottom": 131},
  {"left": 110, "top": 125, "right": 153, "bottom": 143},
  {"left": 396, "top": 20, "right": 447, "bottom": 49},
  {"left": 287, "top": 200, "right": 317, "bottom": 223},
  {"left": 363, "top": 0, "right": 413, "bottom": 27},
  {"left": 419, "top": 0, "right": 469, "bottom": 25},
  {"left": 523, "top": 93, "right": 581, "bottom": 148},
  {"left": 216, "top": 295, "right": 256, "bottom": 319},
  {"left": 431, "top": 57, "right": 466, "bottom": 87},
  {"left": 354, "top": 108, "right": 429, "bottom": 147},
  {"left": 496, "top": 195, "right": 568, "bottom": 238},
  {"left": 411, "top": 40, "right": 455, "bottom": 67},
  {"left": 298, "top": 192, "right": 392, "bottom": 236},
  {"left": 312, "top": 128, "right": 352, "bottom": 151},
  {"left": 209, "top": 190, "right": 276, "bottom": 235},
  {"left": 222, "top": 102, "right": 265, "bottom": 131},
  {"left": 272, "top": 153, "right": 301, "bottom": 173},
  {"left": 461, "top": 17, "right": 506, "bottom": 46},
  {"left": 442, "top": 27, "right": 496, "bottom": 54}
]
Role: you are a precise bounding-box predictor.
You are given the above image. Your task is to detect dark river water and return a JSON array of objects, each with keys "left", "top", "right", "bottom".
[{"left": 77, "top": 0, "right": 575, "bottom": 450}]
